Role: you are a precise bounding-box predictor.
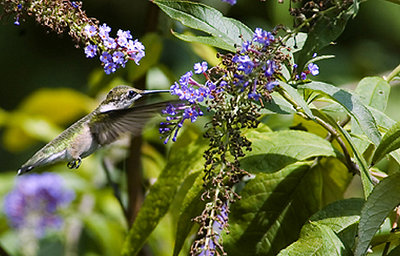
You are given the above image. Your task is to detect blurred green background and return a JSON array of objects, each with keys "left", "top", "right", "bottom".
[{"left": 0, "top": 0, "right": 399, "bottom": 255}]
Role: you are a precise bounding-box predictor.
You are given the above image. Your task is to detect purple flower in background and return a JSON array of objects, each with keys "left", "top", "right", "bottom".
[
  {"left": 4, "top": 173, "right": 74, "bottom": 238},
  {"left": 194, "top": 61, "right": 208, "bottom": 74}
]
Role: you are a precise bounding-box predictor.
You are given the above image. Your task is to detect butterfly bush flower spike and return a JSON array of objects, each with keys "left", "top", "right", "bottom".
[
  {"left": 4, "top": 173, "right": 74, "bottom": 238},
  {"left": 1, "top": 1, "right": 145, "bottom": 75},
  {"left": 81, "top": 23, "right": 145, "bottom": 74},
  {"left": 160, "top": 62, "right": 215, "bottom": 143}
]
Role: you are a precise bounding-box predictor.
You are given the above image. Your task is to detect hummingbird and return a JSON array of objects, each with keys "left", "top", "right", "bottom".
[{"left": 17, "top": 85, "right": 171, "bottom": 175}]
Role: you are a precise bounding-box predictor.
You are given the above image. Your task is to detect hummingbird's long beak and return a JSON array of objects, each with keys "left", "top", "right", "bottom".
[{"left": 141, "top": 89, "right": 170, "bottom": 95}]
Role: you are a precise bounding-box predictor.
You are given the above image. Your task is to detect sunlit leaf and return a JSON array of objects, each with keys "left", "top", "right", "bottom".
[
  {"left": 279, "top": 81, "right": 315, "bottom": 119},
  {"left": 309, "top": 198, "right": 363, "bottom": 233},
  {"left": 224, "top": 162, "right": 316, "bottom": 256},
  {"left": 241, "top": 129, "right": 337, "bottom": 173},
  {"left": 355, "top": 77, "right": 390, "bottom": 112},
  {"left": 19, "top": 88, "right": 94, "bottom": 125},
  {"left": 3, "top": 113, "right": 62, "bottom": 152},
  {"left": 372, "top": 121, "right": 400, "bottom": 165},
  {"left": 299, "top": 82, "right": 381, "bottom": 146},
  {"left": 354, "top": 172, "right": 400, "bottom": 256},
  {"left": 277, "top": 222, "right": 348, "bottom": 256},
  {"left": 260, "top": 92, "right": 295, "bottom": 115}
]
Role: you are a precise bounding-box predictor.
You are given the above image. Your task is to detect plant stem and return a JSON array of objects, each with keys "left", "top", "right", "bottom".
[{"left": 385, "top": 63, "right": 400, "bottom": 83}]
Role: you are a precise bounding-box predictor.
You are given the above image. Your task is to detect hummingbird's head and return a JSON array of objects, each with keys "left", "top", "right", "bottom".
[
  {"left": 97, "top": 85, "right": 170, "bottom": 113},
  {"left": 98, "top": 86, "right": 143, "bottom": 113}
]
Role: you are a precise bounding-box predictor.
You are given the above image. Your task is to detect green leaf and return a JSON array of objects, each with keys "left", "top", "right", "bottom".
[
  {"left": 309, "top": 198, "right": 363, "bottom": 249},
  {"left": 121, "top": 130, "right": 208, "bottom": 256},
  {"left": 355, "top": 77, "right": 391, "bottom": 112},
  {"left": 241, "top": 129, "right": 337, "bottom": 173},
  {"left": 153, "top": 0, "right": 253, "bottom": 52},
  {"left": 313, "top": 109, "right": 374, "bottom": 198},
  {"left": 295, "top": 4, "right": 355, "bottom": 69},
  {"left": 224, "top": 162, "right": 317, "bottom": 256},
  {"left": 285, "top": 32, "right": 307, "bottom": 53},
  {"left": 299, "top": 82, "right": 381, "bottom": 146},
  {"left": 354, "top": 172, "right": 400, "bottom": 256},
  {"left": 260, "top": 92, "right": 296, "bottom": 115},
  {"left": 371, "top": 121, "right": 400, "bottom": 165},
  {"left": 173, "top": 171, "right": 204, "bottom": 256},
  {"left": 368, "top": 107, "right": 396, "bottom": 130},
  {"left": 277, "top": 222, "right": 348, "bottom": 256},
  {"left": 279, "top": 81, "right": 315, "bottom": 119},
  {"left": 311, "top": 158, "right": 352, "bottom": 206}
]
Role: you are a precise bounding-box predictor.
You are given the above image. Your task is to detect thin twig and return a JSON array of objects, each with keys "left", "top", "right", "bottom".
[
  {"left": 385, "top": 64, "right": 400, "bottom": 83},
  {"left": 278, "top": 88, "right": 359, "bottom": 174}
]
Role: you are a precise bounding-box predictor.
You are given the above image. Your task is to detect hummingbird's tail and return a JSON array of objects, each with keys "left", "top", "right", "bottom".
[{"left": 17, "top": 165, "right": 34, "bottom": 176}]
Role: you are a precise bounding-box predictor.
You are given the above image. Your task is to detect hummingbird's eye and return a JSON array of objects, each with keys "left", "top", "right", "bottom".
[{"left": 128, "top": 90, "right": 136, "bottom": 98}]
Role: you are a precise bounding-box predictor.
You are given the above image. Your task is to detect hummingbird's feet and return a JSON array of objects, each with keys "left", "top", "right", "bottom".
[{"left": 67, "top": 157, "right": 82, "bottom": 169}]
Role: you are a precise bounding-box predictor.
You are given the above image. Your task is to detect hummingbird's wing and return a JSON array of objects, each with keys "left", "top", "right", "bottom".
[{"left": 89, "top": 101, "right": 172, "bottom": 145}]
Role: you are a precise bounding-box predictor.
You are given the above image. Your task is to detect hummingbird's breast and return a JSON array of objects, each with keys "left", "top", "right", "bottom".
[{"left": 67, "top": 123, "right": 99, "bottom": 159}]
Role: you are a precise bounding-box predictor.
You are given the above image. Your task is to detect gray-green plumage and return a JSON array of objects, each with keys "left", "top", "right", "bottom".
[{"left": 18, "top": 85, "right": 171, "bottom": 175}]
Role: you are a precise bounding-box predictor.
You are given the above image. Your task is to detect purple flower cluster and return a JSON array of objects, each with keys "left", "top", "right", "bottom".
[
  {"left": 160, "top": 61, "right": 216, "bottom": 143},
  {"left": 4, "top": 173, "right": 74, "bottom": 238},
  {"left": 83, "top": 23, "right": 145, "bottom": 74},
  {"left": 232, "top": 28, "right": 280, "bottom": 99},
  {"left": 253, "top": 28, "right": 275, "bottom": 46}
]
